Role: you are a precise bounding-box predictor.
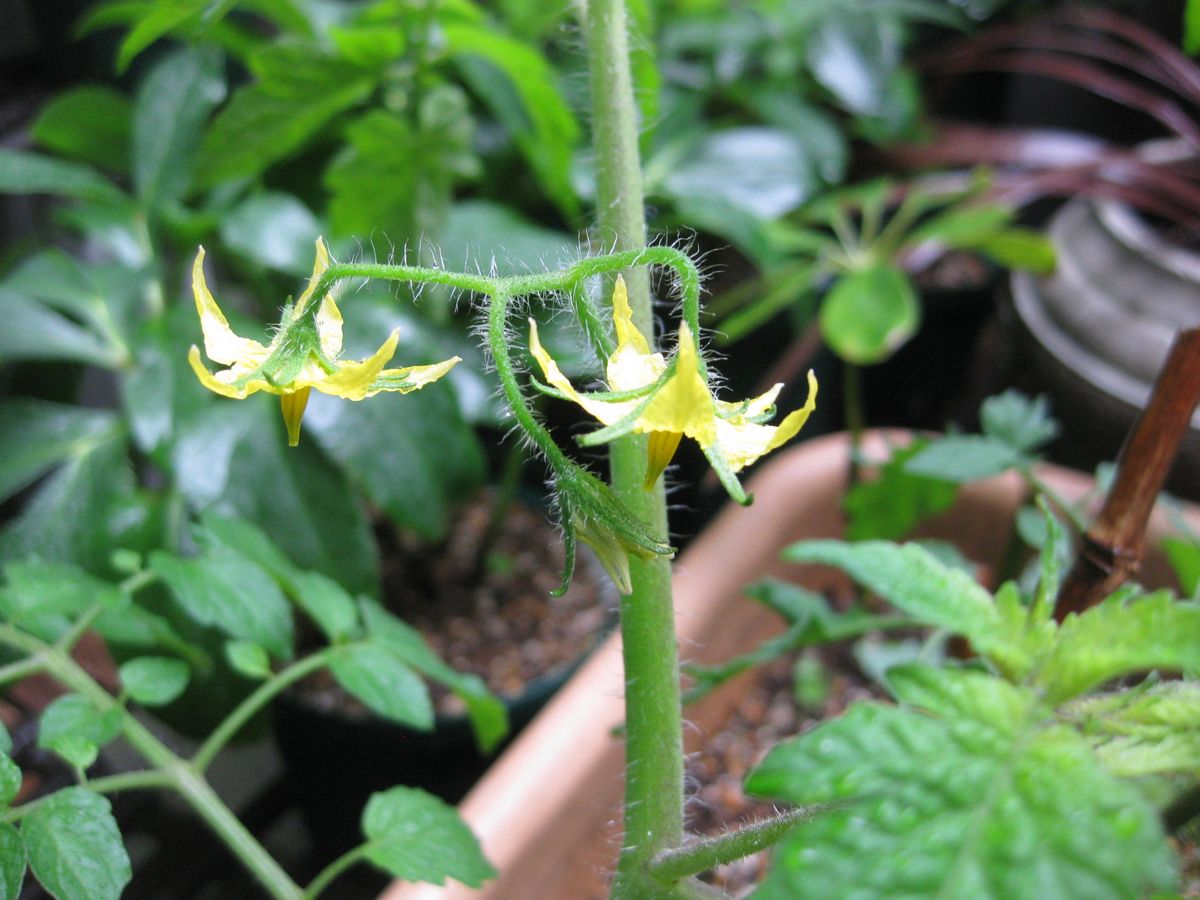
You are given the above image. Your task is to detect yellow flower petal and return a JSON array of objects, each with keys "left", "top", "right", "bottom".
[
  {"left": 529, "top": 319, "right": 642, "bottom": 425},
  {"left": 367, "top": 356, "right": 462, "bottom": 396},
  {"left": 610, "top": 275, "right": 651, "bottom": 356},
  {"left": 294, "top": 237, "right": 332, "bottom": 315},
  {"left": 713, "top": 370, "right": 819, "bottom": 471},
  {"left": 317, "top": 328, "right": 401, "bottom": 400},
  {"left": 644, "top": 430, "right": 683, "bottom": 489},
  {"left": 634, "top": 322, "right": 716, "bottom": 445},
  {"left": 280, "top": 387, "right": 312, "bottom": 447},
  {"left": 192, "top": 248, "right": 268, "bottom": 366},
  {"left": 315, "top": 295, "right": 343, "bottom": 360},
  {"left": 761, "top": 369, "right": 819, "bottom": 456},
  {"left": 188, "top": 345, "right": 256, "bottom": 399}
]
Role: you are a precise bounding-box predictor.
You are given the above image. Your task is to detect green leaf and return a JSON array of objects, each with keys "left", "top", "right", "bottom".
[
  {"left": 1188, "top": 0, "right": 1200, "bottom": 54},
  {"left": 288, "top": 572, "right": 359, "bottom": 642},
  {"left": 0, "top": 401, "right": 117, "bottom": 505},
  {"left": 886, "top": 662, "right": 1031, "bottom": 733},
  {"left": 37, "top": 695, "right": 123, "bottom": 769},
  {"left": 902, "top": 435, "right": 1025, "bottom": 484},
  {"left": 1064, "top": 681, "right": 1200, "bottom": 777},
  {"left": 748, "top": 702, "right": 1176, "bottom": 900},
  {"left": 330, "top": 643, "right": 433, "bottom": 729},
  {"left": 0, "top": 821, "right": 25, "bottom": 898},
  {"left": 0, "top": 432, "right": 133, "bottom": 573},
  {"left": 439, "top": 201, "right": 577, "bottom": 278},
  {"left": 31, "top": 86, "right": 132, "bottom": 174},
  {"left": 225, "top": 640, "right": 271, "bottom": 679},
  {"left": 979, "top": 229, "right": 1056, "bottom": 275},
  {"left": 980, "top": 391, "right": 1058, "bottom": 453},
  {"left": 819, "top": 265, "right": 920, "bottom": 365},
  {"left": 0, "top": 149, "right": 125, "bottom": 203},
  {"left": 133, "top": 46, "right": 226, "bottom": 210},
  {"left": 150, "top": 547, "right": 294, "bottom": 661},
  {"left": 843, "top": 440, "right": 958, "bottom": 540},
  {"left": 1162, "top": 536, "right": 1200, "bottom": 598},
  {"left": 0, "top": 723, "right": 10, "bottom": 756},
  {"left": 219, "top": 192, "right": 321, "bottom": 275},
  {"left": 0, "top": 559, "right": 122, "bottom": 642},
  {"left": 0, "top": 754, "right": 21, "bottom": 809},
  {"left": 806, "top": 12, "right": 900, "bottom": 118},
  {"left": 907, "top": 202, "right": 1013, "bottom": 248},
  {"left": 362, "top": 600, "right": 507, "bottom": 752},
  {"left": 1037, "top": 591, "right": 1200, "bottom": 703},
  {"left": 22, "top": 787, "right": 131, "bottom": 900},
  {"left": 106, "top": 0, "right": 210, "bottom": 72},
  {"left": 360, "top": 786, "right": 495, "bottom": 887},
  {"left": 0, "top": 288, "right": 126, "bottom": 368},
  {"left": 196, "top": 46, "right": 374, "bottom": 188},
  {"left": 118, "top": 656, "right": 190, "bottom": 706},
  {"left": 446, "top": 23, "right": 580, "bottom": 219}
]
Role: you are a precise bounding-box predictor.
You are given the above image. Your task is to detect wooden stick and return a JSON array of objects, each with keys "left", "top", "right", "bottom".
[{"left": 1055, "top": 327, "right": 1200, "bottom": 620}]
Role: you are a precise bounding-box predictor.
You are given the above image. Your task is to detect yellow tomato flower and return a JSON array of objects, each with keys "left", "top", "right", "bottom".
[
  {"left": 189, "top": 238, "right": 460, "bottom": 446},
  {"left": 529, "top": 276, "right": 817, "bottom": 497}
]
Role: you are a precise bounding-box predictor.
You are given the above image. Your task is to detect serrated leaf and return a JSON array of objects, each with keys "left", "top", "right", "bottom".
[
  {"left": 22, "top": 788, "right": 131, "bottom": 900},
  {"left": 31, "top": 86, "right": 132, "bottom": 174},
  {"left": 0, "top": 820, "right": 24, "bottom": 898},
  {"left": 330, "top": 643, "right": 433, "bottom": 729},
  {"left": 748, "top": 703, "right": 1176, "bottom": 899},
  {"left": 980, "top": 390, "right": 1058, "bottom": 453},
  {"left": 1065, "top": 682, "right": 1200, "bottom": 777},
  {"left": 360, "top": 786, "right": 495, "bottom": 886},
  {"left": 1038, "top": 592, "right": 1200, "bottom": 703},
  {"left": 902, "top": 434, "right": 1024, "bottom": 483},
  {"left": 37, "top": 695, "right": 122, "bottom": 769},
  {"left": 843, "top": 440, "right": 958, "bottom": 540},
  {"left": 361, "top": 601, "right": 506, "bottom": 751},
  {"left": 0, "top": 149, "right": 125, "bottom": 203},
  {"left": 0, "top": 754, "right": 21, "bottom": 809},
  {"left": 150, "top": 548, "right": 294, "bottom": 661},
  {"left": 886, "top": 663, "right": 1033, "bottom": 735},
  {"left": 225, "top": 640, "right": 271, "bottom": 679},
  {"left": 118, "top": 656, "right": 190, "bottom": 707},
  {"left": 133, "top": 46, "right": 226, "bottom": 210},
  {"left": 819, "top": 265, "right": 920, "bottom": 365}
]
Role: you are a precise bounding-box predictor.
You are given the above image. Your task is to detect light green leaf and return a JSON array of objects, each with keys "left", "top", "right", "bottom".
[
  {"left": 362, "top": 600, "right": 507, "bottom": 752},
  {"left": 1162, "top": 536, "right": 1200, "bottom": 598},
  {"left": 902, "top": 435, "right": 1025, "bottom": 484},
  {"left": 330, "top": 643, "right": 433, "bottom": 729},
  {"left": 0, "top": 559, "right": 122, "bottom": 642},
  {"left": 37, "top": 695, "right": 123, "bottom": 769},
  {"left": 112, "top": 0, "right": 208, "bottom": 72},
  {"left": 980, "top": 391, "right": 1058, "bottom": 453},
  {"left": 819, "top": 265, "right": 919, "bottom": 365},
  {"left": 886, "top": 663, "right": 1033, "bottom": 735},
  {"left": 197, "top": 511, "right": 297, "bottom": 582},
  {"left": 150, "top": 547, "right": 294, "bottom": 661},
  {"left": 0, "top": 149, "right": 125, "bottom": 203},
  {"left": 22, "top": 788, "right": 131, "bottom": 900},
  {"left": 0, "top": 821, "right": 24, "bottom": 898},
  {"left": 225, "top": 640, "right": 271, "bottom": 679},
  {"left": 0, "top": 400, "right": 117, "bottom": 505},
  {"left": 360, "top": 786, "right": 495, "bottom": 886},
  {"left": 219, "top": 192, "right": 321, "bottom": 275},
  {"left": 0, "top": 754, "right": 21, "bottom": 809},
  {"left": 750, "top": 702, "right": 1175, "bottom": 899},
  {"left": 907, "top": 203, "right": 1013, "bottom": 248},
  {"left": 446, "top": 23, "right": 579, "bottom": 219},
  {"left": 979, "top": 229, "right": 1057, "bottom": 275},
  {"left": 118, "top": 656, "right": 190, "bottom": 706},
  {"left": 806, "top": 12, "right": 900, "bottom": 118},
  {"left": 1188, "top": 0, "right": 1200, "bottom": 54},
  {"left": 1038, "top": 591, "right": 1200, "bottom": 703},
  {"left": 1065, "top": 681, "right": 1200, "bottom": 777},
  {"left": 31, "top": 86, "right": 132, "bottom": 174},
  {"left": 133, "top": 46, "right": 226, "bottom": 210},
  {"left": 843, "top": 439, "right": 958, "bottom": 540},
  {"left": 288, "top": 572, "right": 359, "bottom": 642}
]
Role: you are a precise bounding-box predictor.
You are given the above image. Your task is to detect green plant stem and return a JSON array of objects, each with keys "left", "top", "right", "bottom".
[
  {"left": 303, "top": 845, "right": 369, "bottom": 899},
  {"left": 192, "top": 648, "right": 337, "bottom": 773},
  {"left": 648, "top": 807, "right": 823, "bottom": 884},
  {"left": 2, "top": 771, "right": 175, "bottom": 824},
  {"left": 0, "top": 624, "right": 303, "bottom": 900},
  {"left": 0, "top": 654, "right": 46, "bottom": 686},
  {"left": 583, "top": 0, "right": 686, "bottom": 895}
]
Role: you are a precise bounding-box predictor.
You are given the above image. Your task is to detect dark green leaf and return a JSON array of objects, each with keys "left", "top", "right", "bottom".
[
  {"left": 22, "top": 788, "right": 131, "bottom": 900},
  {"left": 225, "top": 640, "right": 271, "bottom": 679},
  {"left": 362, "top": 601, "right": 507, "bottom": 752},
  {"left": 843, "top": 440, "right": 958, "bottom": 540},
  {"left": 0, "top": 288, "right": 125, "bottom": 368},
  {"left": 150, "top": 547, "right": 294, "bottom": 661},
  {"left": 288, "top": 572, "right": 359, "bottom": 642},
  {"left": 0, "top": 723, "right": 9, "bottom": 756},
  {"left": 0, "top": 821, "right": 24, "bottom": 898},
  {"left": 133, "top": 47, "right": 226, "bottom": 210},
  {"left": 748, "top": 703, "right": 1175, "bottom": 900},
  {"left": 219, "top": 192, "right": 321, "bottom": 275},
  {"left": 360, "top": 786, "right": 495, "bottom": 886},
  {"left": 979, "top": 390, "right": 1058, "bottom": 453},
  {"left": 819, "top": 265, "right": 919, "bottom": 364},
  {"left": 806, "top": 13, "right": 900, "bottom": 118},
  {"left": 31, "top": 87, "right": 132, "bottom": 174},
  {"left": 0, "top": 149, "right": 125, "bottom": 203},
  {"left": 439, "top": 201, "right": 576, "bottom": 278},
  {"left": 0, "top": 754, "right": 21, "bottom": 809},
  {"left": 330, "top": 643, "right": 433, "bottom": 729},
  {"left": 1038, "top": 592, "right": 1200, "bottom": 703},
  {"left": 0, "top": 401, "right": 117, "bottom": 505},
  {"left": 446, "top": 24, "right": 579, "bottom": 219},
  {"left": 196, "top": 47, "right": 374, "bottom": 188},
  {"left": 37, "top": 695, "right": 122, "bottom": 769},
  {"left": 118, "top": 656, "right": 190, "bottom": 706},
  {"left": 197, "top": 511, "right": 296, "bottom": 582},
  {"left": 902, "top": 435, "right": 1025, "bottom": 483},
  {"left": 0, "top": 559, "right": 122, "bottom": 642}
]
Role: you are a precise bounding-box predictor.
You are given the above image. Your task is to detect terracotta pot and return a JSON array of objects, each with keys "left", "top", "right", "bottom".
[{"left": 383, "top": 430, "right": 1198, "bottom": 899}]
